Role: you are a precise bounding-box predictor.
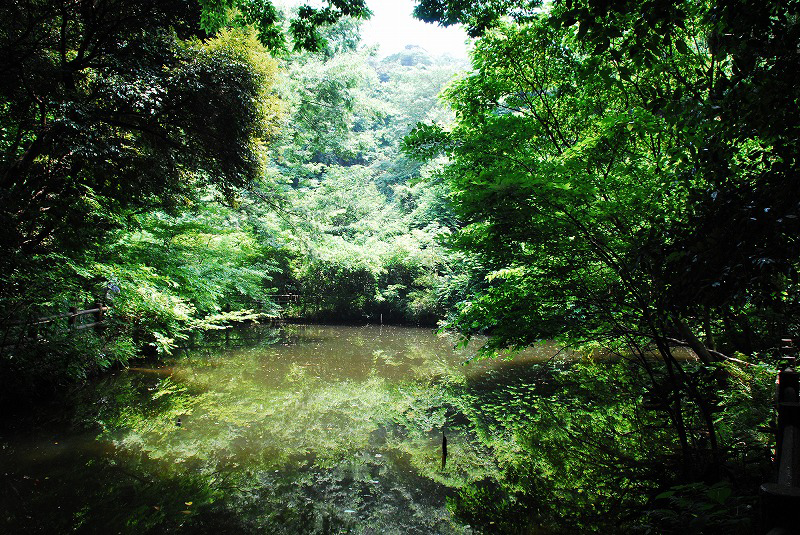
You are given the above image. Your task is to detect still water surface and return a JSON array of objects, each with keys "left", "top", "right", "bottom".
[{"left": 1, "top": 324, "right": 558, "bottom": 534}]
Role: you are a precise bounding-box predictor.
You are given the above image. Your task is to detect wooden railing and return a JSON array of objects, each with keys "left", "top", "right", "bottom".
[
  {"left": 266, "top": 294, "right": 300, "bottom": 306},
  {"left": 31, "top": 306, "right": 109, "bottom": 330},
  {"left": 0, "top": 304, "right": 109, "bottom": 348}
]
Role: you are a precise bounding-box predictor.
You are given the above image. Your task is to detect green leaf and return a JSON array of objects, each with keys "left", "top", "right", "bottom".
[{"left": 706, "top": 485, "right": 731, "bottom": 505}]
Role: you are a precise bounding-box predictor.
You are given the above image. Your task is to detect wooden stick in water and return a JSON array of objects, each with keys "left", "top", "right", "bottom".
[{"left": 442, "top": 433, "right": 447, "bottom": 470}]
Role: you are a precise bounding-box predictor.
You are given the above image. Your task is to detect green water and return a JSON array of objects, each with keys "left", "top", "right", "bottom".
[{"left": 1, "top": 324, "right": 558, "bottom": 534}]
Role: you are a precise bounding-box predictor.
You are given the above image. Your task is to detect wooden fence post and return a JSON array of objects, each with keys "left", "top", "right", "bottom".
[
  {"left": 92, "top": 302, "right": 104, "bottom": 332},
  {"left": 761, "top": 340, "right": 800, "bottom": 535}
]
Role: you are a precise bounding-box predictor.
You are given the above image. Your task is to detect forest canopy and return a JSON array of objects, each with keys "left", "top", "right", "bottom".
[{"left": 406, "top": 0, "right": 800, "bottom": 359}]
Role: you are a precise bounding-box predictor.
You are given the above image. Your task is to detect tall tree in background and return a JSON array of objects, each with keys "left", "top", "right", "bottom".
[{"left": 268, "top": 23, "right": 472, "bottom": 323}]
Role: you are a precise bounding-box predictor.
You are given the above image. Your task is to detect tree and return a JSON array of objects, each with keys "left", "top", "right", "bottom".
[
  {"left": 404, "top": 0, "right": 800, "bottom": 476},
  {"left": 0, "top": 0, "right": 289, "bottom": 399},
  {"left": 409, "top": 1, "right": 800, "bottom": 348},
  {"left": 199, "top": 0, "right": 371, "bottom": 52},
  {"left": 260, "top": 28, "right": 470, "bottom": 323},
  {"left": 0, "top": 1, "right": 280, "bottom": 298},
  {"left": 0, "top": 0, "right": 374, "bottom": 320}
]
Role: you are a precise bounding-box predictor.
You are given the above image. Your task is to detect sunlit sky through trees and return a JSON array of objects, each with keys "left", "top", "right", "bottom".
[
  {"left": 277, "top": 0, "right": 470, "bottom": 58},
  {"left": 360, "top": 0, "right": 469, "bottom": 58}
]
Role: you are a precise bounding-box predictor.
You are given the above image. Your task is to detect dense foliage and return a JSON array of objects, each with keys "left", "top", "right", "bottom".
[
  {"left": 271, "top": 39, "right": 473, "bottom": 324},
  {"left": 407, "top": 2, "right": 800, "bottom": 352},
  {"left": 0, "top": 0, "right": 394, "bottom": 401},
  {"left": 403, "top": 0, "right": 800, "bottom": 529},
  {"left": 0, "top": 1, "right": 471, "bottom": 405}
]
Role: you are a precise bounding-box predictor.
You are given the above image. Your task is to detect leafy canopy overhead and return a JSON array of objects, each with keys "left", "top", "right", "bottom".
[
  {"left": 413, "top": 0, "right": 542, "bottom": 36},
  {"left": 199, "top": 0, "right": 371, "bottom": 51}
]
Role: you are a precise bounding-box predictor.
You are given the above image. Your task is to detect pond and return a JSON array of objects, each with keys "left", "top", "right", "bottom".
[{"left": 1, "top": 324, "right": 563, "bottom": 534}]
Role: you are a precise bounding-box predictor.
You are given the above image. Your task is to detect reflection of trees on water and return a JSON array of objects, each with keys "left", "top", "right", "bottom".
[
  {"left": 4, "top": 325, "right": 496, "bottom": 534},
  {"left": 16, "top": 324, "right": 655, "bottom": 534}
]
